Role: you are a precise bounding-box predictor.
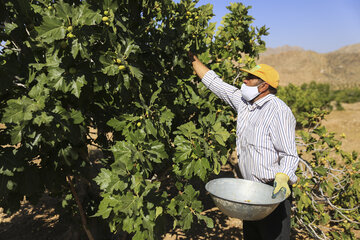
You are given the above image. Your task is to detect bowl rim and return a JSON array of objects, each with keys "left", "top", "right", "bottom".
[{"left": 205, "top": 178, "right": 286, "bottom": 205}]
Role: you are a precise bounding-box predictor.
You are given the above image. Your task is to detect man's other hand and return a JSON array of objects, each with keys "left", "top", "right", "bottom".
[{"left": 272, "top": 173, "right": 291, "bottom": 199}]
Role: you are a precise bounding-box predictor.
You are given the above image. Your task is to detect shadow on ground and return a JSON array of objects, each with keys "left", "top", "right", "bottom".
[{"left": 0, "top": 195, "right": 70, "bottom": 240}]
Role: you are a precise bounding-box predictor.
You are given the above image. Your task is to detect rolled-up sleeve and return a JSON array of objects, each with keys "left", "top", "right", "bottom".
[
  {"left": 270, "top": 108, "right": 299, "bottom": 184},
  {"left": 202, "top": 70, "right": 243, "bottom": 111}
]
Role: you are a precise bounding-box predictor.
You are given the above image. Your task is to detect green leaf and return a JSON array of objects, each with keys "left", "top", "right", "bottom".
[
  {"left": 102, "top": 0, "right": 119, "bottom": 12},
  {"left": 176, "top": 122, "right": 201, "bottom": 139},
  {"left": 46, "top": 54, "right": 62, "bottom": 68},
  {"left": 313, "top": 126, "right": 326, "bottom": 136},
  {"left": 194, "top": 158, "right": 210, "bottom": 180},
  {"left": 73, "top": 3, "right": 102, "bottom": 25},
  {"left": 122, "top": 216, "right": 135, "bottom": 233},
  {"left": 93, "top": 193, "right": 114, "bottom": 218},
  {"left": 213, "top": 160, "right": 221, "bottom": 175},
  {"left": 132, "top": 231, "right": 146, "bottom": 240},
  {"left": 71, "top": 39, "right": 80, "bottom": 58},
  {"left": 193, "top": 141, "right": 202, "bottom": 156},
  {"left": 2, "top": 97, "right": 39, "bottom": 123},
  {"left": 145, "top": 119, "right": 157, "bottom": 137},
  {"left": 94, "top": 168, "right": 112, "bottom": 190},
  {"left": 321, "top": 213, "right": 331, "bottom": 224},
  {"left": 313, "top": 166, "right": 327, "bottom": 176},
  {"left": 33, "top": 112, "right": 54, "bottom": 126},
  {"left": 107, "top": 118, "right": 127, "bottom": 131},
  {"left": 129, "top": 65, "right": 143, "bottom": 81},
  {"left": 5, "top": 22, "right": 18, "bottom": 35},
  {"left": 35, "top": 16, "right": 66, "bottom": 43},
  {"left": 102, "top": 64, "right": 119, "bottom": 76},
  {"left": 70, "top": 109, "right": 84, "bottom": 124},
  {"left": 147, "top": 141, "right": 168, "bottom": 162},
  {"left": 212, "top": 122, "right": 230, "bottom": 146},
  {"left": 110, "top": 161, "right": 128, "bottom": 177},
  {"left": 155, "top": 206, "right": 163, "bottom": 219},
  {"left": 150, "top": 88, "right": 161, "bottom": 106},
  {"left": 330, "top": 231, "right": 340, "bottom": 239},
  {"left": 183, "top": 212, "right": 193, "bottom": 230},
  {"left": 130, "top": 172, "right": 143, "bottom": 195},
  {"left": 71, "top": 39, "right": 90, "bottom": 59},
  {"left": 94, "top": 206, "right": 112, "bottom": 219},
  {"left": 159, "top": 108, "right": 175, "bottom": 128},
  {"left": 325, "top": 182, "right": 335, "bottom": 196},
  {"left": 28, "top": 83, "right": 50, "bottom": 99},
  {"left": 182, "top": 160, "right": 196, "bottom": 178},
  {"left": 174, "top": 136, "right": 192, "bottom": 162},
  {"left": 183, "top": 185, "right": 198, "bottom": 201},
  {"left": 10, "top": 125, "right": 22, "bottom": 144},
  {"left": 124, "top": 41, "right": 138, "bottom": 57},
  {"left": 7, "top": 180, "right": 15, "bottom": 190},
  {"left": 54, "top": 78, "right": 68, "bottom": 92},
  {"left": 55, "top": 0, "right": 73, "bottom": 19},
  {"left": 111, "top": 141, "right": 134, "bottom": 171},
  {"left": 197, "top": 214, "right": 214, "bottom": 228},
  {"left": 71, "top": 75, "right": 87, "bottom": 98},
  {"left": 123, "top": 74, "right": 130, "bottom": 89},
  {"left": 58, "top": 145, "right": 78, "bottom": 166},
  {"left": 118, "top": 191, "right": 137, "bottom": 215}
]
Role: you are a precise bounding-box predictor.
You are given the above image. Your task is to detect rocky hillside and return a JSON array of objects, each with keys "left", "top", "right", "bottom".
[{"left": 258, "top": 43, "right": 360, "bottom": 88}]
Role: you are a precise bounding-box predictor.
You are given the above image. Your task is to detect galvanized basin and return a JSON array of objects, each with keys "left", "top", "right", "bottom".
[{"left": 205, "top": 178, "right": 286, "bottom": 221}]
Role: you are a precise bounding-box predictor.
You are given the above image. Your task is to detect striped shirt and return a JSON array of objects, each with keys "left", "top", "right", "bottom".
[{"left": 202, "top": 70, "right": 299, "bottom": 184}]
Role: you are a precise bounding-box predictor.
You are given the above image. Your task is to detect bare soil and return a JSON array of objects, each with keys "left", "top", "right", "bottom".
[{"left": 323, "top": 102, "right": 360, "bottom": 153}]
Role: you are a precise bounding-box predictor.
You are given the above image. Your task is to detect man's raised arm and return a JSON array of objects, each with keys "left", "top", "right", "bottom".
[{"left": 188, "top": 52, "right": 243, "bottom": 111}]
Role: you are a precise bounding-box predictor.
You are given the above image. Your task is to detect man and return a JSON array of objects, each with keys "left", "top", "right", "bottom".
[{"left": 189, "top": 53, "right": 299, "bottom": 240}]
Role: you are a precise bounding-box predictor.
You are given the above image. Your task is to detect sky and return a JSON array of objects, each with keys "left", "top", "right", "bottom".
[{"left": 194, "top": 0, "right": 360, "bottom": 53}]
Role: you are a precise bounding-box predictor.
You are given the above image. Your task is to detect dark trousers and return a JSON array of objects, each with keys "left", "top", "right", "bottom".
[{"left": 243, "top": 186, "right": 292, "bottom": 240}]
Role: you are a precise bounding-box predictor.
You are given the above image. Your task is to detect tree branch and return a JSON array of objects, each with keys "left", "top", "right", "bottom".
[{"left": 66, "top": 175, "right": 95, "bottom": 240}]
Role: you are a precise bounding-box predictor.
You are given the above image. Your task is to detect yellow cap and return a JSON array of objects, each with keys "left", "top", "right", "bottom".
[{"left": 240, "top": 64, "right": 280, "bottom": 89}]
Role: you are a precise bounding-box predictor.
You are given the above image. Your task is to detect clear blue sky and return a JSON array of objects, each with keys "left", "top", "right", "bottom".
[{"left": 194, "top": 0, "right": 360, "bottom": 53}]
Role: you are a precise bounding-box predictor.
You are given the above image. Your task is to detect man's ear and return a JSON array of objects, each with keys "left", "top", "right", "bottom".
[{"left": 259, "top": 82, "right": 269, "bottom": 92}]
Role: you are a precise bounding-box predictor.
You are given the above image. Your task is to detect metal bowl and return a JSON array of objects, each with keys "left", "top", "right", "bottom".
[{"left": 205, "top": 178, "right": 286, "bottom": 221}]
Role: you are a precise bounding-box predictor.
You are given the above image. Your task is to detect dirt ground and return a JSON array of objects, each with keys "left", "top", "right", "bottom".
[
  {"left": 0, "top": 103, "right": 359, "bottom": 240},
  {"left": 322, "top": 102, "right": 360, "bottom": 153}
]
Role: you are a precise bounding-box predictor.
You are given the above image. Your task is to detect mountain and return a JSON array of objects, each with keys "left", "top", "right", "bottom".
[
  {"left": 260, "top": 45, "right": 305, "bottom": 56},
  {"left": 257, "top": 43, "right": 360, "bottom": 88},
  {"left": 333, "top": 43, "right": 360, "bottom": 54}
]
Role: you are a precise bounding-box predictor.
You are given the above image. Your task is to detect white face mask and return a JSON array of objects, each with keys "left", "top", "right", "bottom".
[{"left": 241, "top": 83, "right": 263, "bottom": 102}]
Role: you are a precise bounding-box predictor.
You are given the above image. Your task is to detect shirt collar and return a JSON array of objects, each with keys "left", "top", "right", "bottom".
[{"left": 246, "top": 94, "right": 275, "bottom": 110}]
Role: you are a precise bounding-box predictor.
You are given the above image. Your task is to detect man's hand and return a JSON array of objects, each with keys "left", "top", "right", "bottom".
[
  {"left": 188, "top": 52, "right": 209, "bottom": 79},
  {"left": 272, "top": 173, "right": 291, "bottom": 199},
  {"left": 188, "top": 51, "right": 196, "bottom": 62}
]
